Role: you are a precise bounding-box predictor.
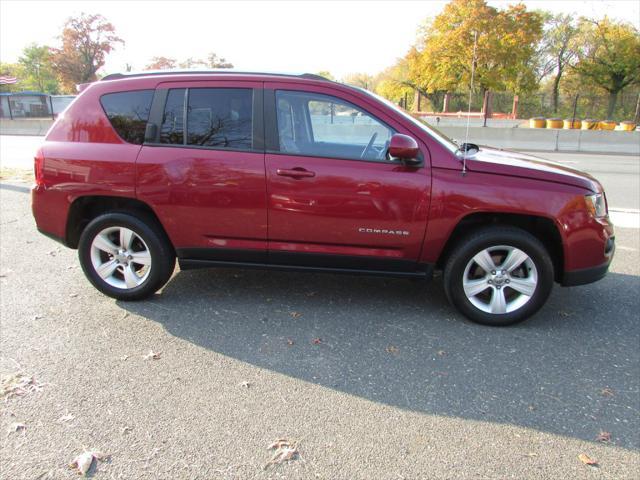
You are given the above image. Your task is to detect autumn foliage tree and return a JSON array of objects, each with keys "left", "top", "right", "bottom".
[
  {"left": 573, "top": 17, "right": 640, "bottom": 118},
  {"left": 145, "top": 52, "right": 232, "bottom": 70},
  {"left": 18, "top": 44, "right": 60, "bottom": 93},
  {"left": 405, "top": 0, "right": 543, "bottom": 99},
  {"left": 51, "top": 13, "right": 123, "bottom": 92},
  {"left": 145, "top": 56, "right": 177, "bottom": 70},
  {"left": 536, "top": 14, "right": 579, "bottom": 113}
]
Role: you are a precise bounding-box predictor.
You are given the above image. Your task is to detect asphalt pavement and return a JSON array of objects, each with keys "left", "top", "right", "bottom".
[{"left": 1, "top": 137, "right": 639, "bottom": 479}]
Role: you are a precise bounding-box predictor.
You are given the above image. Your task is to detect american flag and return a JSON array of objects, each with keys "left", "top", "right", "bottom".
[{"left": 0, "top": 75, "right": 18, "bottom": 85}]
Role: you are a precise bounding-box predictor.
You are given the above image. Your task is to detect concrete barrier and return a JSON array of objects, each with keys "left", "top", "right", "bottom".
[
  {"left": 438, "top": 126, "right": 640, "bottom": 155},
  {"left": 1, "top": 118, "right": 638, "bottom": 155},
  {"left": 0, "top": 118, "right": 54, "bottom": 136}
]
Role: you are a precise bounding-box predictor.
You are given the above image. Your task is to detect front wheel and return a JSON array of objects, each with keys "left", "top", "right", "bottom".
[
  {"left": 78, "top": 212, "right": 175, "bottom": 300},
  {"left": 444, "top": 227, "right": 554, "bottom": 326}
]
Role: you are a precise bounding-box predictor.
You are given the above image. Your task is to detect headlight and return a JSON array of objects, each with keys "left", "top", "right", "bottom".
[{"left": 585, "top": 193, "right": 607, "bottom": 218}]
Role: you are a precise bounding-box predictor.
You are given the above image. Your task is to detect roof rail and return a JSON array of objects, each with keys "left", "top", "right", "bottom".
[{"left": 100, "top": 70, "right": 333, "bottom": 82}]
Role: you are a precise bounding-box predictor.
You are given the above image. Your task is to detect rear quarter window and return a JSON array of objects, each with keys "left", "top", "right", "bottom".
[{"left": 100, "top": 90, "right": 154, "bottom": 144}]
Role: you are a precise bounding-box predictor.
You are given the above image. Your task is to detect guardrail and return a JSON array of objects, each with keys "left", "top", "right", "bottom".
[{"left": 437, "top": 126, "right": 640, "bottom": 155}]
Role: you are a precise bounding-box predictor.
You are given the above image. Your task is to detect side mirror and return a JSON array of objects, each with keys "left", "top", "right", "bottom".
[{"left": 388, "top": 134, "right": 421, "bottom": 165}]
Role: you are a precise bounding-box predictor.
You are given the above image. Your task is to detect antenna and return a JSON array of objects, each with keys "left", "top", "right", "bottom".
[{"left": 462, "top": 30, "right": 478, "bottom": 176}]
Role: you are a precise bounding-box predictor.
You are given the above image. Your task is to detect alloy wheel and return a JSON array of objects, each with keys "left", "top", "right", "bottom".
[
  {"left": 89, "top": 226, "right": 152, "bottom": 289},
  {"left": 462, "top": 245, "right": 538, "bottom": 314}
]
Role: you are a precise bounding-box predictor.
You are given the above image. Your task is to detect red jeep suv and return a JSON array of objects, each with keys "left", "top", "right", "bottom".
[{"left": 32, "top": 71, "right": 615, "bottom": 325}]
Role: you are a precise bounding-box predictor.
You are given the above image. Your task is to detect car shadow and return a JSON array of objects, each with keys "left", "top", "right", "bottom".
[{"left": 118, "top": 267, "right": 640, "bottom": 449}]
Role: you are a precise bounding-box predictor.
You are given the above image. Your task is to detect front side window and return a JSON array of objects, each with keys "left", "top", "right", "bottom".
[
  {"left": 187, "top": 88, "right": 252, "bottom": 150},
  {"left": 275, "top": 90, "right": 394, "bottom": 162},
  {"left": 100, "top": 90, "right": 154, "bottom": 144}
]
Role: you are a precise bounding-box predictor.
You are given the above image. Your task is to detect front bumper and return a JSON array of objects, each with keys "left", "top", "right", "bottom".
[{"left": 562, "top": 235, "right": 615, "bottom": 286}]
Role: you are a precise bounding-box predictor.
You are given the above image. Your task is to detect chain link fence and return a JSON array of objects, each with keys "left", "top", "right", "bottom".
[{"left": 413, "top": 90, "right": 639, "bottom": 122}]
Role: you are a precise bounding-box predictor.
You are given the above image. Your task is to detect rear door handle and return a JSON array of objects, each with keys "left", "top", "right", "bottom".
[{"left": 276, "top": 168, "right": 315, "bottom": 179}]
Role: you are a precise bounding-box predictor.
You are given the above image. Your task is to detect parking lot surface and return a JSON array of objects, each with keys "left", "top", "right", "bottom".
[{"left": 1, "top": 142, "right": 639, "bottom": 478}]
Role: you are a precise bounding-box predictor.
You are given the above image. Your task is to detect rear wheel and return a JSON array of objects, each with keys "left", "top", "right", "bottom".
[
  {"left": 444, "top": 227, "right": 554, "bottom": 326},
  {"left": 78, "top": 212, "right": 175, "bottom": 300}
]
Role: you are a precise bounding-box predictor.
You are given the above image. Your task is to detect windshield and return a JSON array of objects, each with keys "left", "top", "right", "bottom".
[{"left": 357, "top": 88, "right": 460, "bottom": 154}]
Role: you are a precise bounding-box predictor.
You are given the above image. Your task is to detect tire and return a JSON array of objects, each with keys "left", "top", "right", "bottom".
[
  {"left": 443, "top": 226, "right": 554, "bottom": 326},
  {"left": 78, "top": 212, "right": 175, "bottom": 301}
]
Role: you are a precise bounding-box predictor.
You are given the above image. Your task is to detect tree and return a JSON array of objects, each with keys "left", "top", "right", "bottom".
[
  {"left": 179, "top": 57, "right": 207, "bottom": 69},
  {"left": 0, "top": 62, "right": 24, "bottom": 93},
  {"left": 145, "top": 57, "right": 177, "bottom": 70},
  {"left": 342, "top": 73, "right": 374, "bottom": 90},
  {"left": 206, "top": 53, "right": 233, "bottom": 68},
  {"left": 18, "top": 43, "right": 60, "bottom": 94},
  {"left": 316, "top": 71, "right": 336, "bottom": 81},
  {"left": 374, "top": 62, "right": 416, "bottom": 109},
  {"left": 405, "top": 0, "right": 543, "bottom": 98},
  {"left": 51, "top": 13, "right": 123, "bottom": 92},
  {"left": 574, "top": 17, "right": 640, "bottom": 118},
  {"left": 535, "top": 14, "right": 579, "bottom": 113}
]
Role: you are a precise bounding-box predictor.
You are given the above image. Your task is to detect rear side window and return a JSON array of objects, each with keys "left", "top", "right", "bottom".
[
  {"left": 100, "top": 90, "right": 153, "bottom": 144},
  {"left": 187, "top": 88, "right": 252, "bottom": 150},
  {"left": 158, "top": 88, "right": 253, "bottom": 150},
  {"left": 160, "top": 89, "right": 186, "bottom": 145}
]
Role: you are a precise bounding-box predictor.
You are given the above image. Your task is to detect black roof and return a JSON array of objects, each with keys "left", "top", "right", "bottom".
[{"left": 101, "top": 70, "right": 330, "bottom": 82}]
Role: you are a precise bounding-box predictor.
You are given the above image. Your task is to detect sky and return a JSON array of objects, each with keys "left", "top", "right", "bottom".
[{"left": 1, "top": 0, "right": 639, "bottom": 79}]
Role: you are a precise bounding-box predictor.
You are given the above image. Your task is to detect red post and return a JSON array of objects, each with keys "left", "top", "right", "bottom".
[{"left": 482, "top": 91, "right": 490, "bottom": 126}]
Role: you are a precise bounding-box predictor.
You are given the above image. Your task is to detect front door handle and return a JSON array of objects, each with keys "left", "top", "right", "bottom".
[{"left": 276, "top": 168, "right": 316, "bottom": 179}]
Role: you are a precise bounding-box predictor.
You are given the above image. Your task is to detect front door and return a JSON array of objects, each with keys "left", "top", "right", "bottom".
[{"left": 264, "top": 85, "right": 431, "bottom": 272}]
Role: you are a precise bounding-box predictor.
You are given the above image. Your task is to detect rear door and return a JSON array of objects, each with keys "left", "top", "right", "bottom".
[
  {"left": 137, "top": 81, "right": 268, "bottom": 261},
  {"left": 264, "top": 83, "right": 431, "bottom": 271}
]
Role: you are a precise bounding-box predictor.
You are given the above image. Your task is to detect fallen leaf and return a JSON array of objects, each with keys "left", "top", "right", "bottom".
[
  {"left": 600, "top": 388, "right": 614, "bottom": 397},
  {"left": 528, "top": 405, "right": 536, "bottom": 412},
  {"left": 239, "top": 381, "right": 251, "bottom": 388},
  {"left": 91, "top": 451, "right": 109, "bottom": 461},
  {"left": 69, "top": 451, "right": 94, "bottom": 476},
  {"left": 524, "top": 452, "right": 538, "bottom": 458},
  {"left": 385, "top": 345, "right": 399, "bottom": 354},
  {"left": 7, "top": 422, "right": 26, "bottom": 434},
  {"left": 437, "top": 350, "right": 447, "bottom": 356},
  {"left": 1, "top": 373, "right": 43, "bottom": 399},
  {"left": 265, "top": 439, "right": 298, "bottom": 468},
  {"left": 596, "top": 431, "right": 611, "bottom": 442},
  {"left": 121, "top": 312, "right": 129, "bottom": 319},
  {"left": 290, "top": 311, "right": 302, "bottom": 319},
  {"left": 122, "top": 426, "right": 133, "bottom": 435},
  {"left": 286, "top": 338, "right": 294, "bottom": 346},
  {"left": 69, "top": 450, "right": 109, "bottom": 476},
  {"left": 143, "top": 350, "right": 161, "bottom": 360},
  {"left": 558, "top": 310, "right": 572, "bottom": 317},
  {"left": 267, "top": 439, "right": 290, "bottom": 450},
  {"left": 58, "top": 413, "right": 75, "bottom": 423},
  {"left": 69, "top": 293, "right": 78, "bottom": 298},
  {"left": 32, "top": 314, "right": 44, "bottom": 320},
  {"left": 578, "top": 453, "right": 598, "bottom": 466},
  {"left": 312, "top": 338, "right": 322, "bottom": 345}
]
